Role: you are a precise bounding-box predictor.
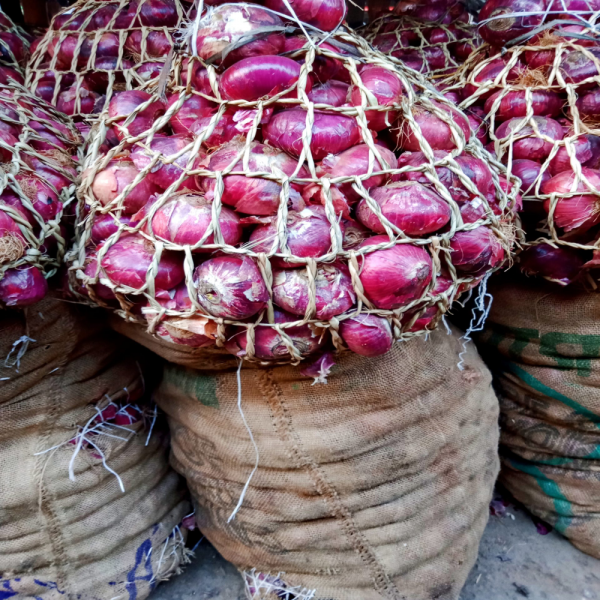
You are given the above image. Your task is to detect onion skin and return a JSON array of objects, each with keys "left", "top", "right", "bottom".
[
  {"left": 189, "top": 112, "right": 240, "bottom": 149},
  {"left": 91, "top": 214, "right": 134, "bottom": 244},
  {"left": 100, "top": 235, "right": 185, "bottom": 291},
  {"left": 349, "top": 66, "right": 403, "bottom": 131},
  {"left": 22, "top": 152, "right": 76, "bottom": 193},
  {"left": 0, "top": 266, "right": 48, "bottom": 307},
  {"left": 511, "top": 159, "right": 551, "bottom": 195},
  {"left": 449, "top": 226, "right": 504, "bottom": 276},
  {"left": 125, "top": 30, "right": 173, "bottom": 58},
  {"left": 219, "top": 56, "right": 310, "bottom": 101},
  {"left": 356, "top": 181, "right": 451, "bottom": 236},
  {"left": 478, "top": 0, "right": 547, "bottom": 47},
  {"left": 560, "top": 49, "right": 600, "bottom": 85},
  {"left": 85, "top": 57, "right": 135, "bottom": 91},
  {"left": 91, "top": 158, "right": 160, "bottom": 214},
  {"left": 484, "top": 90, "right": 563, "bottom": 120},
  {"left": 16, "top": 175, "right": 61, "bottom": 223},
  {"left": 148, "top": 193, "right": 242, "bottom": 249},
  {"left": 284, "top": 37, "right": 349, "bottom": 84},
  {"left": 135, "top": 62, "right": 164, "bottom": 83},
  {"left": 342, "top": 218, "right": 370, "bottom": 249},
  {"left": 264, "top": 0, "right": 346, "bottom": 32},
  {"left": 248, "top": 205, "right": 332, "bottom": 268},
  {"left": 108, "top": 91, "right": 165, "bottom": 141},
  {"left": 520, "top": 243, "right": 584, "bottom": 286},
  {"left": 263, "top": 108, "right": 360, "bottom": 161},
  {"left": 464, "top": 58, "right": 524, "bottom": 100},
  {"left": 57, "top": 83, "right": 100, "bottom": 115},
  {"left": 495, "top": 116, "right": 564, "bottom": 160},
  {"left": 307, "top": 80, "right": 349, "bottom": 106},
  {"left": 0, "top": 66, "right": 23, "bottom": 85},
  {"left": 576, "top": 88, "right": 600, "bottom": 118},
  {"left": 272, "top": 262, "right": 355, "bottom": 319},
  {"left": 167, "top": 93, "right": 216, "bottom": 135},
  {"left": 199, "top": 140, "right": 308, "bottom": 215},
  {"left": 549, "top": 137, "right": 593, "bottom": 176},
  {"left": 541, "top": 167, "right": 600, "bottom": 232},
  {"left": 339, "top": 314, "right": 393, "bottom": 357},
  {"left": 358, "top": 235, "right": 433, "bottom": 310},
  {"left": 225, "top": 308, "right": 325, "bottom": 361},
  {"left": 194, "top": 255, "right": 268, "bottom": 320}
]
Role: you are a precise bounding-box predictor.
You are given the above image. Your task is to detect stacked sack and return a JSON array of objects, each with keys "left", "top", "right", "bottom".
[
  {"left": 26, "top": 0, "right": 191, "bottom": 119},
  {"left": 0, "top": 8, "right": 31, "bottom": 84}
]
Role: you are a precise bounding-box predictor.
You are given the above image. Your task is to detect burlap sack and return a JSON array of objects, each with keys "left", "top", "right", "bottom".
[
  {"left": 0, "top": 296, "right": 191, "bottom": 599},
  {"left": 478, "top": 273, "right": 600, "bottom": 559},
  {"left": 154, "top": 326, "right": 499, "bottom": 600}
]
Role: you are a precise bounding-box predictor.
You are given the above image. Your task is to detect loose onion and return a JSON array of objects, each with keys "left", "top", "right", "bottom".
[
  {"left": 339, "top": 314, "right": 393, "bottom": 357},
  {"left": 0, "top": 266, "right": 48, "bottom": 307},
  {"left": 520, "top": 243, "right": 584, "bottom": 285}
]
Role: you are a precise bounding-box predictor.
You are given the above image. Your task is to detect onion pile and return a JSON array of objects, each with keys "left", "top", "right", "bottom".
[
  {"left": 0, "top": 9, "right": 31, "bottom": 81},
  {"left": 0, "top": 84, "right": 81, "bottom": 308},
  {"left": 447, "top": 0, "right": 600, "bottom": 286},
  {"left": 67, "top": 6, "right": 517, "bottom": 364},
  {"left": 26, "top": 0, "right": 189, "bottom": 119},
  {"left": 362, "top": 0, "right": 480, "bottom": 80}
]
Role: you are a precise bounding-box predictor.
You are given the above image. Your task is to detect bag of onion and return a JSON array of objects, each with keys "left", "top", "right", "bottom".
[
  {"left": 447, "top": 0, "right": 600, "bottom": 287},
  {"left": 362, "top": 0, "right": 481, "bottom": 80},
  {"left": 0, "top": 84, "right": 80, "bottom": 309},
  {"left": 0, "top": 8, "right": 31, "bottom": 81},
  {"left": 26, "top": 0, "right": 190, "bottom": 118},
  {"left": 67, "top": 4, "right": 518, "bottom": 366}
]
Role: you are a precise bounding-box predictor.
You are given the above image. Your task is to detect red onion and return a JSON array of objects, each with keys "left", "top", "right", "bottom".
[
  {"left": 317, "top": 143, "right": 397, "bottom": 203},
  {"left": 560, "top": 49, "right": 600, "bottom": 85},
  {"left": 131, "top": 134, "right": 198, "bottom": 191},
  {"left": 541, "top": 167, "right": 600, "bottom": 231},
  {"left": 219, "top": 56, "right": 310, "bottom": 101},
  {"left": 31, "top": 78, "right": 59, "bottom": 104},
  {"left": 135, "top": 62, "right": 164, "bottom": 83},
  {"left": 403, "top": 274, "right": 453, "bottom": 333},
  {"left": 358, "top": 235, "right": 433, "bottom": 309},
  {"left": 468, "top": 110, "right": 488, "bottom": 144},
  {"left": 100, "top": 234, "right": 185, "bottom": 291},
  {"left": 91, "top": 214, "right": 134, "bottom": 244},
  {"left": 549, "top": 137, "right": 593, "bottom": 175},
  {"left": 394, "top": 101, "right": 470, "bottom": 151},
  {"left": 519, "top": 243, "right": 584, "bottom": 285},
  {"left": 307, "top": 80, "right": 349, "bottom": 106},
  {"left": 91, "top": 3, "right": 137, "bottom": 29},
  {"left": 85, "top": 57, "right": 135, "bottom": 91},
  {"left": 300, "top": 351, "right": 335, "bottom": 383},
  {"left": 510, "top": 159, "right": 551, "bottom": 195},
  {"left": 495, "top": 116, "right": 564, "bottom": 160},
  {"left": 16, "top": 175, "right": 61, "bottom": 222},
  {"left": 0, "top": 208, "right": 25, "bottom": 261},
  {"left": 478, "top": 0, "right": 547, "bottom": 46},
  {"left": 199, "top": 139, "right": 308, "bottom": 215},
  {"left": 463, "top": 58, "right": 524, "bottom": 99},
  {"left": 125, "top": 30, "right": 173, "bottom": 58},
  {"left": 449, "top": 226, "right": 504, "bottom": 275},
  {"left": 349, "top": 66, "right": 403, "bottom": 131},
  {"left": 283, "top": 37, "right": 349, "bottom": 84},
  {"left": 264, "top": 108, "right": 360, "bottom": 161},
  {"left": 138, "top": 0, "right": 178, "bottom": 26},
  {"left": 265, "top": 0, "right": 346, "bottom": 32},
  {"left": 195, "top": 4, "right": 284, "bottom": 66},
  {"left": 0, "top": 129, "right": 17, "bottom": 162},
  {"left": 576, "top": 88, "right": 600, "bottom": 118},
  {"left": 22, "top": 152, "right": 77, "bottom": 193},
  {"left": 225, "top": 308, "right": 325, "bottom": 360},
  {"left": 342, "top": 218, "right": 369, "bottom": 249},
  {"left": 484, "top": 90, "right": 563, "bottom": 120},
  {"left": 272, "top": 262, "right": 355, "bottom": 319},
  {"left": 57, "top": 83, "right": 100, "bottom": 115},
  {"left": 339, "top": 314, "right": 393, "bottom": 357},
  {"left": 167, "top": 93, "right": 216, "bottom": 135},
  {"left": 108, "top": 91, "right": 165, "bottom": 141},
  {"left": 0, "top": 66, "right": 23, "bottom": 85},
  {"left": 147, "top": 193, "right": 242, "bottom": 248},
  {"left": 357, "top": 182, "right": 451, "bottom": 235},
  {"left": 189, "top": 112, "right": 240, "bottom": 149},
  {"left": 52, "top": 8, "right": 93, "bottom": 31},
  {"left": 193, "top": 255, "right": 268, "bottom": 319},
  {"left": 0, "top": 266, "right": 48, "bottom": 307},
  {"left": 0, "top": 32, "right": 26, "bottom": 65},
  {"left": 91, "top": 158, "right": 160, "bottom": 214},
  {"left": 248, "top": 205, "right": 332, "bottom": 267}
]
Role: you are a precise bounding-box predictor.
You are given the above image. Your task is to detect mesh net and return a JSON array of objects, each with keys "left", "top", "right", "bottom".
[
  {"left": 26, "top": 0, "right": 192, "bottom": 120},
  {"left": 0, "top": 8, "right": 31, "bottom": 76},
  {"left": 66, "top": 8, "right": 519, "bottom": 364}
]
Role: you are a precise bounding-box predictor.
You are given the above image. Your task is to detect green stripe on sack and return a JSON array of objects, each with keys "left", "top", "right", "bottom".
[{"left": 163, "top": 364, "right": 219, "bottom": 408}]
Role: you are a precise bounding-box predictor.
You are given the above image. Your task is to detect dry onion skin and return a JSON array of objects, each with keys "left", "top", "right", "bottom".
[
  {"left": 0, "top": 84, "right": 81, "bottom": 308},
  {"left": 447, "top": 0, "right": 600, "bottom": 287},
  {"left": 26, "top": 0, "right": 191, "bottom": 120},
  {"left": 67, "top": 7, "right": 518, "bottom": 364}
]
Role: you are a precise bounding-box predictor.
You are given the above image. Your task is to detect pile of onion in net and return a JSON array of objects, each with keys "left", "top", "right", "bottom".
[
  {"left": 0, "top": 84, "right": 81, "bottom": 308},
  {"left": 362, "top": 0, "right": 481, "bottom": 80},
  {"left": 26, "top": 0, "right": 191, "bottom": 120},
  {"left": 445, "top": 0, "right": 600, "bottom": 287},
  {"left": 66, "top": 2, "right": 519, "bottom": 364},
  {"left": 0, "top": 9, "right": 31, "bottom": 84}
]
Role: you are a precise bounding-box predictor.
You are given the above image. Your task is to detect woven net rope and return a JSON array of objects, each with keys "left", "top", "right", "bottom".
[
  {"left": 0, "top": 9, "right": 31, "bottom": 77},
  {"left": 66, "top": 4, "right": 519, "bottom": 364},
  {"left": 362, "top": 0, "right": 481, "bottom": 80},
  {"left": 0, "top": 84, "right": 81, "bottom": 308},
  {"left": 447, "top": 4, "right": 600, "bottom": 287},
  {"left": 26, "top": 0, "right": 192, "bottom": 120}
]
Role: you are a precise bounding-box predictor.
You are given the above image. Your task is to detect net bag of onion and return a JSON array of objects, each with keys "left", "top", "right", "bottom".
[
  {"left": 362, "top": 0, "right": 481, "bottom": 80},
  {"left": 67, "top": 5, "right": 519, "bottom": 366},
  {"left": 447, "top": 0, "right": 600, "bottom": 287},
  {"left": 0, "top": 84, "right": 81, "bottom": 309},
  {"left": 0, "top": 8, "right": 31, "bottom": 82},
  {"left": 26, "top": 0, "right": 190, "bottom": 119}
]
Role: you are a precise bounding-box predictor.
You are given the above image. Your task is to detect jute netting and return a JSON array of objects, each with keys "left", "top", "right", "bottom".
[
  {"left": 362, "top": 0, "right": 481, "bottom": 81},
  {"left": 0, "top": 84, "right": 81, "bottom": 308},
  {"left": 26, "top": 0, "right": 191, "bottom": 120},
  {"left": 447, "top": 4, "right": 600, "bottom": 287},
  {"left": 67, "top": 8, "right": 519, "bottom": 365},
  {"left": 0, "top": 9, "right": 31, "bottom": 77}
]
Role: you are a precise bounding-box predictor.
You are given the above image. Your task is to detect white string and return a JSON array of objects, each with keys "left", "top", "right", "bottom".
[
  {"left": 227, "top": 359, "right": 260, "bottom": 523},
  {"left": 145, "top": 403, "right": 158, "bottom": 446},
  {"left": 4, "top": 335, "right": 36, "bottom": 371}
]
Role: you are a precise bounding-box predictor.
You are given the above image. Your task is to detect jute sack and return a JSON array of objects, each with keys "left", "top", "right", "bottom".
[
  {"left": 0, "top": 296, "right": 190, "bottom": 599},
  {"left": 478, "top": 273, "right": 600, "bottom": 559},
  {"left": 155, "top": 325, "right": 499, "bottom": 600}
]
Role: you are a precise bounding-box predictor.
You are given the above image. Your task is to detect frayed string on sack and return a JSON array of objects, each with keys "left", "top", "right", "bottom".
[
  {"left": 227, "top": 359, "right": 260, "bottom": 523},
  {"left": 4, "top": 335, "right": 36, "bottom": 371},
  {"left": 244, "top": 569, "right": 316, "bottom": 600},
  {"left": 149, "top": 524, "right": 188, "bottom": 585},
  {"left": 145, "top": 404, "right": 158, "bottom": 446},
  {"left": 457, "top": 272, "right": 492, "bottom": 371}
]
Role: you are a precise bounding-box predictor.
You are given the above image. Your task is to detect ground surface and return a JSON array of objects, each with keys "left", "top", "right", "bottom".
[{"left": 151, "top": 493, "right": 600, "bottom": 600}]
